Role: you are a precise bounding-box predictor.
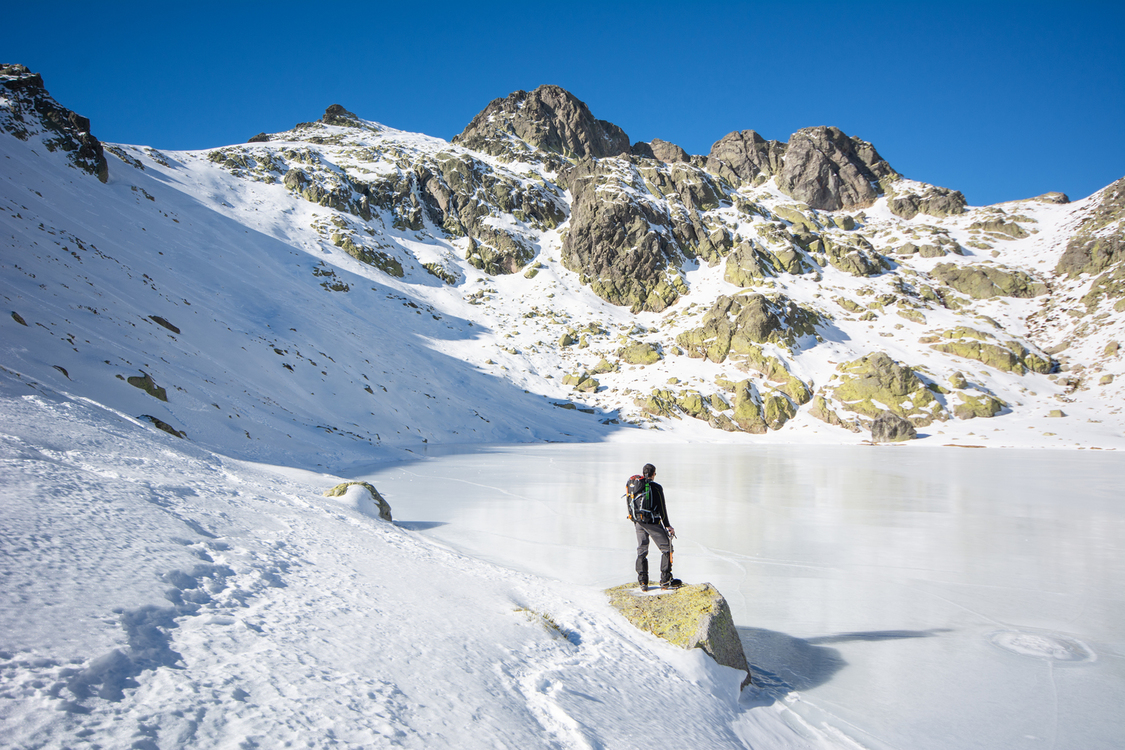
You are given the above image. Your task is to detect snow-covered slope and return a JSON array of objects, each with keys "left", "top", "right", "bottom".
[
  {"left": 3, "top": 68, "right": 1123, "bottom": 459},
  {"left": 0, "top": 371, "right": 849, "bottom": 749}
]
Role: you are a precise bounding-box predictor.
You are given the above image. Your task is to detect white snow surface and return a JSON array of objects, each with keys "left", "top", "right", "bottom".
[{"left": 0, "top": 373, "right": 842, "bottom": 749}]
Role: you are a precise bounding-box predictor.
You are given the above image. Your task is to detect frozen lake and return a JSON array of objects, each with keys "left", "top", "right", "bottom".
[{"left": 360, "top": 444, "right": 1125, "bottom": 749}]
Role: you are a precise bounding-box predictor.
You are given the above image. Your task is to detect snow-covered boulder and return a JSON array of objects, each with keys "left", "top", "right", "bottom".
[
  {"left": 606, "top": 583, "right": 751, "bottom": 689},
  {"left": 324, "top": 481, "right": 392, "bottom": 522}
]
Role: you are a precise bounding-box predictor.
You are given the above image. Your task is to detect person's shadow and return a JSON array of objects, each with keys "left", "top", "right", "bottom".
[{"left": 737, "top": 626, "right": 950, "bottom": 704}]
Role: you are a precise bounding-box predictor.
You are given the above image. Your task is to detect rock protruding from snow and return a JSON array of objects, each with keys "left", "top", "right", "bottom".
[
  {"left": 0, "top": 63, "right": 108, "bottom": 183},
  {"left": 886, "top": 182, "right": 967, "bottom": 219},
  {"left": 606, "top": 583, "right": 751, "bottom": 688},
  {"left": 776, "top": 126, "right": 898, "bottom": 211},
  {"left": 871, "top": 411, "right": 917, "bottom": 442},
  {"left": 1055, "top": 177, "right": 1125, "bottom": 279},
  {"left": 324, "top": 481, "right": 393, "bottom": 521},
  {"left": 453, "top": 85, "right": 630, "bottom": 165},
  {"left": 560, "top": 157, "right": 707, "bottom": 311}
]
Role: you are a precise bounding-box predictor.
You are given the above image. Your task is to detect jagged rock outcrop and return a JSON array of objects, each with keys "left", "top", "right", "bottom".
[
  {"left": 887, "top": 183, "right": 967, "bottom": 219},
  {"left": 822, "top": 352, "right": 945, "bottom": 426},
  {"left": 632, "top": 138, "right": 691, "bottom": 163},
  {"left": 606, "top": 583, "right": 751, "bottom": 688},
  {"left": 1055, "top": 177, "right": 1125, "bottom": 279},
  {"left": 453, "top": 85, "right": 630, "bottom": 165},
  {"left": 677, "top": 293, "right": 823, "bottom": 363},
  {"left": 705, "top": 130, "right": 787, "bottom": 187},
  {"left": 924, "top": 327, "right": 1052, "bottom": 375},
  {"left": 560, "top": 157, "right": 701, "bottom": 311},
  {"left": 775, "top": 126, "right": 898, "bottom": 211},
  {"left": 931, "top": 262, "right": 1048, "bottom": 299},
  {"left": 0, "top": 64, "right": 108, "bottom": 183}
]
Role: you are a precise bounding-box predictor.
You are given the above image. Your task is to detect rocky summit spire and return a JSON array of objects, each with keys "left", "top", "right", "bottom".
[{"left": 453, "top": 84, "right": 631, "bottom": 164}]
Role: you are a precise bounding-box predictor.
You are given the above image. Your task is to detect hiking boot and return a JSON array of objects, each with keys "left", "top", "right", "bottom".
[
  {"left": 637, "top": 577, "right": 648, "bottom": 591},
  {"left": 660, "top": 578, "right": 683, "bottom": 589}
]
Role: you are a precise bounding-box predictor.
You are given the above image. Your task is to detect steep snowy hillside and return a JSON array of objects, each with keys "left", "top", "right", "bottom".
[{"left": 3, "top": 66, "right": 1124, "bottom": 458}]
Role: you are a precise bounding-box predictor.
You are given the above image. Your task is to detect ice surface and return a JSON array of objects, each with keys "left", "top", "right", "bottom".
[{"left": 363, "top": 443, "right": 1125, "bottom": 749}]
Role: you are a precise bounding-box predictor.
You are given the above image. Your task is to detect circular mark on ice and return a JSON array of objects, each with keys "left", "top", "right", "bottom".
[{"left": 990, "top": 631, "right": 1096, "bottom": 662}]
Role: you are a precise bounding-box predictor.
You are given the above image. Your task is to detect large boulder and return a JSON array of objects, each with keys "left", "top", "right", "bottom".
[
  {"left": 887, "top": 183, "right": 967, "bottom": 219},
  {"left": 324, "top": 482, "right": 392, "bottom": 522},
  {"left": 453, "top": 85, "right": 630, "bottom": 164},
  {"left": 676, "top": 293, "right": 823, "bottom": 364},
  {"left": 931, "top": 263, "right": 1048, "bottom": 299},
  {"left": 826, "top": 352, "right": 944, "bottom": 426},
  {"left": 870, "top": 411, "right": 917, "bottom": 442},
  {"left": 606, "top": 583, "right": 751, "bottom": 688},
  {"left": 775, "top": 126, "right": 898, "bottom": 211}
]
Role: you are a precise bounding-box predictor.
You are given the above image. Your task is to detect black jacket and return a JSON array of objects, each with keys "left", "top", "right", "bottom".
[{"left": 649, "top": 481, "right": 669, "bottom": 527}]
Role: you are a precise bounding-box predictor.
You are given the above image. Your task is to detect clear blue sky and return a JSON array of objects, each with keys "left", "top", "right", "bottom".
[{"left": 5, "top": 1, "right": 1123, "bottom": 205}]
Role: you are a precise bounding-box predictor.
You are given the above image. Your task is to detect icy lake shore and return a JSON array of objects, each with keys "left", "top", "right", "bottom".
[{"left": 361, "top": 442, "right": 1125, "bottom": 750}]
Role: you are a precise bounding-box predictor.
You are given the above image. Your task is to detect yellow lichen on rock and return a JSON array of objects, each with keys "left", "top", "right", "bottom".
[{"left": 605, "top": 582, "right": 751, "bottom": 688}]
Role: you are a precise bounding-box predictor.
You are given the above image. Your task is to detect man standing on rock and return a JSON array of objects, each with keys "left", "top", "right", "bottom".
[{"left": 630, "top": 463, "right": 680, "bottom": 590}]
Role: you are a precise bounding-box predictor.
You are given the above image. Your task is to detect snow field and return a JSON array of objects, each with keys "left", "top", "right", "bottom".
[{"left": 0, "top": 373, "right": 846, "bottom": 749}]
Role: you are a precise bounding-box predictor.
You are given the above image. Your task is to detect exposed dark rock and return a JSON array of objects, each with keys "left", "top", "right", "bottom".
[
  {"left": 1055, "top": 177, "right": 1125, "bottom": 278},
  {"left": 639, "top": 139, "right": 688, "bottom": 165},
  {"left": 1033, "top": 192, "right": 1070, "bottom": 204},
  {"left": 705, "top": 130, "right": 786, "bottom": 187},
  {"left": 887, "top": 184, "right": 967, "bottom": 219},
  {"left": 321, "top": 104, "right": 361, "bottom": 127},
  {"left": 247, "top": 132, "right": 270, "bottom": 143},
  {"left": 0, "top": 64, "right": 108, "bottom": 183},
  {"left": 560, "top": 158, "right": 699, "bottom": 311},
  {"left": 871, "top": 411, "right": 917, "bottom": 442},
  {"left": 453, "top": 85, "right": 630, "bottom": 162},
  {"left": 775, "top": 127, "right": 897, "bottom": 211},
  {"left": 139, "top": 415, "right": 186, "bottom": 439}
]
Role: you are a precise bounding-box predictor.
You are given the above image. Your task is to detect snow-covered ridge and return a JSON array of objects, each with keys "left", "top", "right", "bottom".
[{"left": 3, "top": 69, "right": 1124, "bottom": 471}]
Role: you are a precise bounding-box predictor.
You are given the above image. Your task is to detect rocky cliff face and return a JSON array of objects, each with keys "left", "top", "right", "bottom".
[{"left": 0, "top": 63, "right": 108, "bottom": 182}]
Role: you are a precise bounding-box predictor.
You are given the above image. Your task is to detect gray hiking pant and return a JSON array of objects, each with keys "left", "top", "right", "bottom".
[{"left": 635, "top": 521, "right": 672, "bottom": 583}]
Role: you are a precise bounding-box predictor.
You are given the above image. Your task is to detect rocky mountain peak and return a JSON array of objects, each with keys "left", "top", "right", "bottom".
[
  {"left": 321, "top": 104, "right": 362, "bottom": 127},
  {"left": 706, "top": 129, "right": 787, "bottom": 186},
  {"left": 0, "top": 63, "right": 108, "bottom": 183},
  {"left": 776, "top": 126, "right": 898, "bottom": 211},
  {"left": 453, "top": 84, "right": 631, "bottom": 163}
]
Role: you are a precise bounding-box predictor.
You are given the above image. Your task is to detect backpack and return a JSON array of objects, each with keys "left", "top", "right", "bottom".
[{"left": 626, "top": 474, "right": 658, "bottom": 524}]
